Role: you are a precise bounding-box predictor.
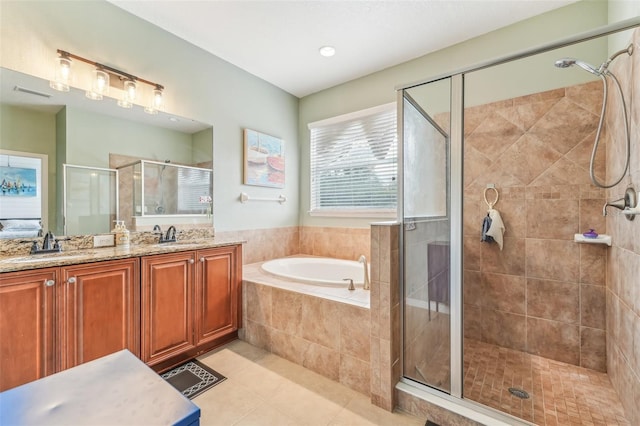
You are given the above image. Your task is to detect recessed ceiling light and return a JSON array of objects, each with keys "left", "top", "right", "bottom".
[{"left": 319, "top": 46, "right": 336, "bottom": 57}]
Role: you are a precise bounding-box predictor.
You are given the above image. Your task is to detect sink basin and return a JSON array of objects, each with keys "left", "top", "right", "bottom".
[{"left": 4, "top": 254, "right": 86, "bottom": 264}]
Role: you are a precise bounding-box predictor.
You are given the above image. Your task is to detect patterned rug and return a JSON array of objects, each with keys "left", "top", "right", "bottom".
[{"left": 161, "top": 359, "right": 226, "bottom": 399}]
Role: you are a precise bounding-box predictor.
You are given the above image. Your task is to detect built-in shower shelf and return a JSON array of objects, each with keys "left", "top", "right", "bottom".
[{"left": 574, "top": 234, "right": 612, "bottom": 246}]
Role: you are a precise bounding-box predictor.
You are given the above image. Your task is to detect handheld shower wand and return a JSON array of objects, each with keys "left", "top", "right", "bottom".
[{"left": 554, "top": 44, "right": 633, "bottom": 189}]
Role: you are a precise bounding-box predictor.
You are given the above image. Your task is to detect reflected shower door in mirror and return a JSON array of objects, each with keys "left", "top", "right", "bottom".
[
  {"left": 402, "top": 77, "right": 451, "bottom": 393},
  {"left": 63, "top": 165, "right": 117, "bottom": 235}
]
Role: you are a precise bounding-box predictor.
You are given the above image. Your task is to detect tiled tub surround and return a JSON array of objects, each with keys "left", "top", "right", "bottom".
[
  {"left": 605, "top": 28, "right": 640, "bottom": 426},
  {"left": 462, "top": 80, "right": 609, "bottom": 371},
  {"left": 216, "top": 226, "right": 370, "bottom": 264},
  {"left": 240, "top": 223, "right": 401, "bottom": 412},
  {"left": 241, "top": 261, "right": 372, "bottom": 395}
]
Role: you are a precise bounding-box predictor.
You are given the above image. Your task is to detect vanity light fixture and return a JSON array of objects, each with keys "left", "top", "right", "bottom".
[
  {"left": 319, "top": 46, "right": 336, "bottom": 57},
  {"left": 50, "top": 49, "right": 165, "bottom": 113}
]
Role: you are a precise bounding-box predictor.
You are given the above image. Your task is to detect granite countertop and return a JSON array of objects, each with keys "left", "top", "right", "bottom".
[{"left": 0, "top": 237, "right": 244, "bottom": 274}]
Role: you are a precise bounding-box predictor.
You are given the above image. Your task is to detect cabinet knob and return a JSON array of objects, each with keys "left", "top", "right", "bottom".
[
  {"left": 44, "top": 279, "right": 55, "bottom": 287},
  {"left": 67, "top": 277, "right": 77, "bottom": 284},
  {"left": 189, "top": 259, "right": 195, "bottom": 264},
  {"left": 200, "top": 257, "right": 205, "bottom": 263}
]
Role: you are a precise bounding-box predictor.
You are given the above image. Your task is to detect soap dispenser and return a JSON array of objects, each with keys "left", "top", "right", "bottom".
[{"left": 112, "top": 220, "right": 130, "bottom": 248}]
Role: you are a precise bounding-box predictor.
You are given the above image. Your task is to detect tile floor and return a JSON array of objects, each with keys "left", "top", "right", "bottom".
[
  {"left": 194, "top": 339, "right": 423, "bottom": 426},
  {"left": 463, "top": 339, "right": 629, "bottom": 426}
]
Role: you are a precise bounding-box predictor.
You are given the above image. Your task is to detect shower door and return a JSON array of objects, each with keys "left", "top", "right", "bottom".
[{"left": 401, "top": 77, "right": 457, "bottom": 393}]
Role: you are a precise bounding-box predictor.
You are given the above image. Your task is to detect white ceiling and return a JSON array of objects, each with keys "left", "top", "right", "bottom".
[{"left": 108, "top": 0, "right": 577, "bottom": 98}]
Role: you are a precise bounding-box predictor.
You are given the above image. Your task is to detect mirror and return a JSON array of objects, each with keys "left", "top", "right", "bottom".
[{"left": 0, "top": 67, "right": 214, "bottom": 238}]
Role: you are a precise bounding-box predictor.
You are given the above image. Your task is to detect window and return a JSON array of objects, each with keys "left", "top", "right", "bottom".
[{"left": 308, "top": 103, "right": 397, "bottom": 217}]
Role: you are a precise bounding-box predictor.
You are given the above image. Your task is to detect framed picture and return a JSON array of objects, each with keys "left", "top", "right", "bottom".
[{"left": 243, "top": 128, "right": 285, "bottom": 188}]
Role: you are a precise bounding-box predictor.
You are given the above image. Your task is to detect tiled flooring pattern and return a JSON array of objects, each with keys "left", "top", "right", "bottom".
[
  {"left": 194, "top": 340, "right": 423, "bottom": 426},
  {"left": 463, "top": 339, "right": 629, "bottom": 426}
]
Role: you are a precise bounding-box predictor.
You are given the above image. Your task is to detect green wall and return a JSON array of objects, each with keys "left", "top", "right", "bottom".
[
  {"left": 298, "top": 0, "right": 611, "bottom": 229},
  {"left": 0, "top": 0, "right": 299, "bottom": 232},
  {"left": 0, "top": 104, "right": 57, "bottom": 230}
]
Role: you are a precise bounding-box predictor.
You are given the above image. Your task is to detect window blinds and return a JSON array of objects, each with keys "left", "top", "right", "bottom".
[{"left": 309, "top": 105, "right": 397, "bottom": 215}]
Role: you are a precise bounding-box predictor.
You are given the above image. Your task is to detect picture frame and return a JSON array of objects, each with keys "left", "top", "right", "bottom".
[{"left": 243, "top": 128, "right": 285, "bottom": 188}]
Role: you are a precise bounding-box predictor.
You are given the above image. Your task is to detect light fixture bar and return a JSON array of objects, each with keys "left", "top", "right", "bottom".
[{"left": 57, "top": 49, "right": 164, "bottom": 90}]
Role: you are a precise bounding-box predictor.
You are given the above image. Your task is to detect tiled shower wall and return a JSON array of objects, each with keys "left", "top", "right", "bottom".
[
  {"left": 605, "top": 28, "right": 640, "bottom": 426},
  {"left": 462, "top": 81, "right": 609, "bottom": 371}
]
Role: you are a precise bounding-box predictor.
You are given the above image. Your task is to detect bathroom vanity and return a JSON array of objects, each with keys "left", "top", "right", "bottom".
[{"left": 0, "top": 239, "right": 242, "bottom": 391}]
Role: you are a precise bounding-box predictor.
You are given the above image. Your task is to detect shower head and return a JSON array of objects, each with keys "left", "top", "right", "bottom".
[{"left": 554, "top": 58, "right": 602, "bottom": 76}]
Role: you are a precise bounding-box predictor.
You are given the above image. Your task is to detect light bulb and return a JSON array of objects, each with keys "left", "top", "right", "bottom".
[
  {"left": 86, "top": 68, "right": 109, "bottom": 100},
  {"left": 118, "top": 79, "right": 137, "bottom": 108},
  {"left": 50, "top": 55, "right": 72, "bottom": 91},
  {"left": 144, "top": 87, "right": 164, "bottom": 114}
]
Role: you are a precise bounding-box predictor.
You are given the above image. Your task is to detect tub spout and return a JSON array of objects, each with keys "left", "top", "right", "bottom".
[{"left": 358, "top": 255, "right": 370, "bottom": 290}]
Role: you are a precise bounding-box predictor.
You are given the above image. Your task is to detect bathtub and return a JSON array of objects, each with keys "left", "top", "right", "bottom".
[{"left": 261, "top": 256, "right": 367, "bottom": 286}]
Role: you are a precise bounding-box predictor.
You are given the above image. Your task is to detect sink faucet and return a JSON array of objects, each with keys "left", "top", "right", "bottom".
[
  {"left": 42, "top": 231, "right": 55, "bottom": 250},
  {"left": 358, "top": 255, "right": 370, "bottom": 290},
  {"left": 23, "top": 231, "right": 66, "bottom": 254},
  {"left": 153, "top": 224, "right": 178, "bottom": 243},
  {"left": 165, "top": 226, "right": 177, "bottom": 242}
]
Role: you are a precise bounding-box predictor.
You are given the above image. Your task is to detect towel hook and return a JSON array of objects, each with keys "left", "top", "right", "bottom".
[{"left": 484, "top": 185, "right": 499, "bottom": 209}]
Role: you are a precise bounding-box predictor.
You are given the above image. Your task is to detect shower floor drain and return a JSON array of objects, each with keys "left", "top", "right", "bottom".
[{"left": 508, "top": 387, "right": 530, "bottom": 399}]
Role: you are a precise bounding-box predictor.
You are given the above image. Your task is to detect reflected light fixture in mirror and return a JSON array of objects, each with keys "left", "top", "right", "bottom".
[
  {"left": 144, "top": 86, "right": 164, "bottom": 114},
  {"left": 118, "top": 79, "right": 136, "bottom": 109},
  {"left": 49, "top": 49, "right": 164, "bottom": 113},
  {"left": 50, "top": 52, "right": 72, "bottom": 91},
  {"left": 86, "top": 68, "right": 109, "bottom": 100}
]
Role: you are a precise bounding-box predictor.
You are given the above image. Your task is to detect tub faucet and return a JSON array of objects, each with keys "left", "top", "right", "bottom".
[{"left": 358, "top": 255, "right": 370, "bottom": 290}]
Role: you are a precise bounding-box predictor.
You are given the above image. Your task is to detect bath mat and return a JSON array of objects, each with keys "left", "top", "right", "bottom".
[{"left": 161, "top": 359, "right": 226, "bottom": 399}]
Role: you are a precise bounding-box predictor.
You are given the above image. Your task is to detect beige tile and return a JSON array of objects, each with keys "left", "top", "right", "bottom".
[
  {"left": 527, "top": 278, "right": 579, "bottom": 324},
  {"left": 340, "top": 305, "right": 371, "bottom": 362},
  {"left": 339, "top": 354, "right": 370, "bottom": 395},
  {"left": 481, "top": 237, "right": 525, "bottom": 276},
  {"left": 271, "top": 288, "right": 303, "bottom": 334},
  {"left": 528, "top": 97, "right": 598, "bottom": 155},
  {"left": 301, "top": 342, "right": 340, "bottom": 381},
  {"left": 194, "top": 379, "right": 264, "bottom": 426},
  {"left": 580, "top": 284, "right": 606, "bottom": 329},
  {"left": 301, "top": 296, "right": 341, "bottom": 350},
  {"left": 527, "top": 317, "right": 579, "bottom": 365},
  {"left": 242, "top": 319, "right": 273, "bottom": 351},
  {"left": 270, "top": 329, "right": 310, "bottom": 365},
  {"left": 244, "top": 282, "right": 272, "bottom": 325},
  {"left": 269, "top": 380, "right": 347, "bottom": 425},
  {"left": 526, "top": 239, "right": 579, "bottom": 282},
  {"left": 481, "top": 309, "right": 526, "bottom": 351},
  {"left": 580, "top": 244, "right": 607, "bottom": 286},
  {"left": 234, "top": 402, "right": 298, "bottom": 426},
  {"left": 481, "top": 272, "right": 525, "bottom": 314},
  {"left": 465, "top": 111, "right": 524, "bottom": 158},
  {"left": 526, "top": 199, "right": 578, "bottom": 239},
  {"left": 580, "top": 327, "right": 606, "bottom": 372}
]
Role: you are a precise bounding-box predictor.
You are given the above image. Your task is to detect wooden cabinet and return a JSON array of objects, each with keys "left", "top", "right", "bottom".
[
  {"left": 141, "top": 251, "right": 197, "bottom": 366},
  {"left": 195, "top": 245, "right": 241, "bottom": 347},
  {"left": 1, "top": 243, "right": 242, "bottom": 386},
  {"left": 142, "top": 244, "right": 242, "bottom": 370},
  {"left": 0, "top": 269, "right": 56, "bottom": 392},
  {"left": 59, "top": 258, "right": 139, "bottom": 370}
]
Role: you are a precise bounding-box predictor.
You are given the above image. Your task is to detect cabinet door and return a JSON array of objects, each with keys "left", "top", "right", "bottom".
[
  {"left": 0, "top": 269, "right": 56, "bottom": 391},
  {"left": 141, "top": 252, "right": 196, "bottom": 366},
  {"left": 60, "top": 258, "right": 139, "bottom": 370},
  {"left": 195, "top": 245, "right": 241, "bottom": 346}
]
